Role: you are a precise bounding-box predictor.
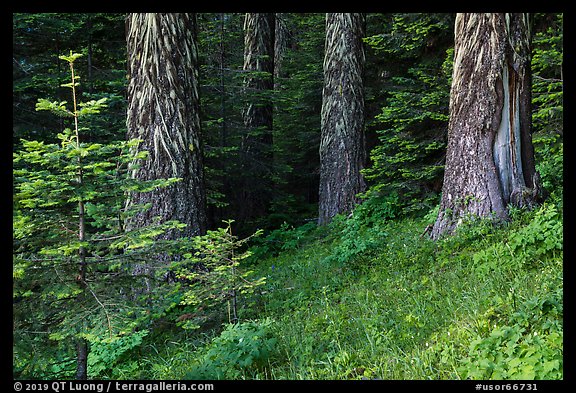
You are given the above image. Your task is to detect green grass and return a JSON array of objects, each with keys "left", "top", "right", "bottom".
[{"left": 129, "top": 193, "right": 562, "bottom": 381}]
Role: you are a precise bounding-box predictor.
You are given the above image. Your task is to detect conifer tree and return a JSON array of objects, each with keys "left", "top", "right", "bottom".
[
  {"left": 126, "top": 13, "right": 207, "bottom": 242},
  {"left": 318, "top": 13, "right": 367, "bottom": 225},
  {"left": 13, "top": 52, "right": 181, "bottom": 379},
  {"left": 431, "top": 13, "right": 542, "bottom": 239},
  {"left": 237, "top": 13, "right": 276, "bottom": 228}
]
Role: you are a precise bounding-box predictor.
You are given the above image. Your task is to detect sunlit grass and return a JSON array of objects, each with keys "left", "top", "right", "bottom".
[
  {"left": 240, "top": 201, "right": 563, "bottom": 380},
  {"left": 134, "top": 196, "right": 562, "bottom": 381}
]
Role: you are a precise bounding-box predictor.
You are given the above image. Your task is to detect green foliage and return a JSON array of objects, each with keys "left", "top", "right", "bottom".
[
  {"left": 13, "top": 13, "right": 127, "bottom": 145},
  {"left": 362, "top": 13, "right": 454, "bottom": 214},
  {"left": 228, "top": 191, "right": 562, "bottom": 380},
  {"left": 534, "top": 133, "right": 563, "bottom": 199},
  {"left": 472, "top": 203, "right": 563, "bottom": 274},
  {"left": 267, "top": 13, "right": 325, "bottom": 228},
  {"left": 365, "top": 13, "right": 453, "bottom": 58},
  {"left": 459, "top": 288, "right": 562, "bottom": 380},
  {"left": 184, "top": 319, "right": 278, "bottom": 379},
  {"left": 248, "top": 221, "right": 320, "bottom": 261},
  {"left": 197, "top": 13, "right": 324, "bottom": 232},
  {"left": 530, "top": 13, "right": 563, "bottom": 204},
  {"left": 87, "top": 330, "right": 149, "bottom": 379},
  {"left": 13, "top": 341, "right": 77, "bottom": 379},
  {"left": 169, "top": 221, "right": 266, "bottom": 329},
  {"left": 13, "top": 52, "right": 181, "bottom": 379},
  {"left": 197, "top": 13, "right": 247, "bottom": 218},
  {"left": 531, "top": 13, "right": 563, "bottom": 137},
  {"left": 13, "top": 13, "right": 563, "bottom": 382},
  {"left": 325, "top": 193, "right": 400, "bottom": 265}
]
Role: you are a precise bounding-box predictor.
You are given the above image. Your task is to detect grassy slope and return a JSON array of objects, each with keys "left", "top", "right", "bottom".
[
  {"left": 138, "top": 190, "right": 562, "bottom": 380},
  {"left": 252, "top": 203, "right": 562, "bottom": 380}
]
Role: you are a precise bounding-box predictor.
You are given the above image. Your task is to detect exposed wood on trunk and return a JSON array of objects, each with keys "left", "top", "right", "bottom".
[{"left": 431, "top": 13, "right": 541, "bottom": 240}]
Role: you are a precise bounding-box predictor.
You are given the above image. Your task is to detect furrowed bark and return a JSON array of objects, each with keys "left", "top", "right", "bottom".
[
  {"left": 318, "top": 13, "right": 366, "bottom": 225},
  {"left": 126, "top": 13, "right": 207, "bottom": 240},
  {"left": 431, "top": 13, "right": 541, "bottom": 240}
]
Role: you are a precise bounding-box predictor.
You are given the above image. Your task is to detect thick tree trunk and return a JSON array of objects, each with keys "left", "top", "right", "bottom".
[
  {"left": 125, "top": 13, "right": 207, "bottom": 241},
  {"left": 431, "top": 13, "right": 541, "bottom": 239},
  {"left": 318, "top": 13, "right": 366, "bottom": 225},
  {"left": 238, "top": 13, "right": 275, "bottom": 227}
]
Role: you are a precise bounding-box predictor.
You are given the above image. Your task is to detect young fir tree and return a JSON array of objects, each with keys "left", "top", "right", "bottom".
[
  {"left": 168, "top": 220, "right": 266, "bottom": 329},
  {"left": 13, "top": 52, "right": 182, "bottom": 379}
]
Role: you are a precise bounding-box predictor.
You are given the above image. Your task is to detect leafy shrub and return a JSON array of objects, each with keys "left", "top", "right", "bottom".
[
  {"left": 459, "top": 288, "right": 562, "bottom": 380},
  {"left": 472, "top": 203, "right": 562, "bottom": 274},
  {"left": 87, "top": 330, "right": 149, "bottom": 379},
  {"left": 185, "top": 319, "right": 278, "bottom": 379},
  {"left": 325, "top": 193, "right": 400, "bottom": 265},
  {"left": 248, "top": 221, "right": 319, "bottom": 261}
]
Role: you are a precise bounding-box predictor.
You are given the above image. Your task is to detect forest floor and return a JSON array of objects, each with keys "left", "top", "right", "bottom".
[{"left": 133, "top": 193, "right": 563, "bottom": 380}]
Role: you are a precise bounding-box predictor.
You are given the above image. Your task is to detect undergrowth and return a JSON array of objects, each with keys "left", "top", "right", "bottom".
[
  {"left": 125, "top": 190, "right": 562, "bottom": 381},
  {"left": 77, "top": 142, "right": 563, "bottom": 380}
]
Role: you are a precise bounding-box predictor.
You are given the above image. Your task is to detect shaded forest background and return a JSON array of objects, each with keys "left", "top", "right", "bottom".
[
  {"left": 13, "top": 13, "right": 563, "bottom": 233},
  {"left": 13, "top": 13, "right": 563, "bottom": 381}
]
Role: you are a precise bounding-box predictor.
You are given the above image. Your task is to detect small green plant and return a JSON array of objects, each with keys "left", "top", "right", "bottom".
[
  {"left": 169, "top": 220, "right": 266, "bottom": 329},
  {"left": 472, "top": 203, "right": 562, "bottom": 274},
  {"left": 324, "top": 193, "right": 400, "bottom": 265},
  {"left": 248, "top": 221, "right": 319, "bottom": 261},
  {"left": 184, "top": 319, "right": 278, "bottom": 379},
  {"left": 86, "top": 330, "right": 149, "bottom": 378},
  {"left": 459, "top": 289, "right": 563, "bottom": 380}
]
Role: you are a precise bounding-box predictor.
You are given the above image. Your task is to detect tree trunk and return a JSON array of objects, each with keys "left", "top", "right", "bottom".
[
  {"left": 125, "top": 13, "right": 207, "bottom": 241},
  {"left": 431, "top": 13, "right": 541, "bottom": 239},
  {"left": 75, "top": 337, "right": 88, "bottom": 380},
  {"left": 274, "top": 13, "right": 288, "bottom": 90},
  {"left": 318, "top": 13, "right": 366, "bottom": 225},
  {"left": 238, "top": 13, "right": 275, "bottom": 227}
]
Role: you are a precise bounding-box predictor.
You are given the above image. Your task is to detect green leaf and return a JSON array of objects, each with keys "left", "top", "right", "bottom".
[
  {"left": 35, "top": 99, "right": 73, "bottom": 117},
  {"left": 59, "top": 51, "right": 83, "bottom": 63},
  {"left": 517, "top": 365, "right": 537, "bottom": 380},
  {"left": 542, "top": 359, "right": 560, "bottom": 374}
]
